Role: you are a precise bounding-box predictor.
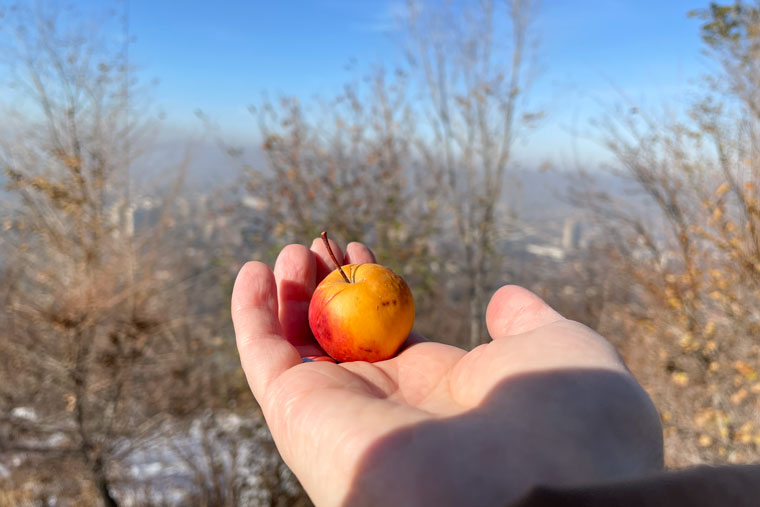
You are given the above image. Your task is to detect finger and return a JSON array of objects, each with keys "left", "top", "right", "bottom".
[
  {"left": 274, "top": 244, "right": 317, "bottom": 347},
  {"left": 344, "top": 242, "right": 376, "bottom": 264},
  {"left": 485, "top": 285, "right": 565, "bottom": 340},
  {"left": 231, "top": 262, "right": 301, "bottom": 401},
  {"left": 310, "top": 236, "right": 345, "bottom": 281}
]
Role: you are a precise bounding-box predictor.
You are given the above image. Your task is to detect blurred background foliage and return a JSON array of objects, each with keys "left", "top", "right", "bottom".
[{"left": 1, "top": 0, "right": 759, "bottom": 504}]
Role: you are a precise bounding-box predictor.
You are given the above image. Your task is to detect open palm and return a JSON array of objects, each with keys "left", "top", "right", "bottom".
[{"left": 231, "top": 239, "right": 663, "bottom": 507}]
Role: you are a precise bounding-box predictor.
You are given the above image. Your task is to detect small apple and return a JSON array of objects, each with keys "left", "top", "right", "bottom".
[{"left": 308, "top": 232, "right": 415, "bottom": 363}]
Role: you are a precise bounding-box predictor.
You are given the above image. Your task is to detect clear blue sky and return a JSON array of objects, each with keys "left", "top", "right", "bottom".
[{"left": 77, "top": 0, "right": 709, "bottom": 166}]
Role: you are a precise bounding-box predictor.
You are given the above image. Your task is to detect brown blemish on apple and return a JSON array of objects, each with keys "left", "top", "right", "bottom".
[
  {"left": 381, "top": 301, "right": 390, "bottom": 306},
  {"left": 315, "top": 318, "right": 333, "bottom": 342}
]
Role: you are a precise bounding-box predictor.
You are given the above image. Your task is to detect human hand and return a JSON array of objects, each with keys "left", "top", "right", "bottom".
[{"left": 231, "top": 238, "right": 663, "bottom": 506}]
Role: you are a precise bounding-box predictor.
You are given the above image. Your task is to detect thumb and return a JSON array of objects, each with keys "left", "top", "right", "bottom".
[{"left": 485, "top": 285, "right": 564, "bottom": 340}]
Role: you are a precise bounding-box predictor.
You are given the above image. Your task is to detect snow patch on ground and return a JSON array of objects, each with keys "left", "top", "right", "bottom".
[{"left": 10, "top": 406, "right": 38, "bottom": 422}]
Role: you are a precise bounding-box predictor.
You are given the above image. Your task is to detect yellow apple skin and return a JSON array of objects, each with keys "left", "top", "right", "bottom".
[{"left": 308, "top": 263, "right": 415, "bottom": 363}]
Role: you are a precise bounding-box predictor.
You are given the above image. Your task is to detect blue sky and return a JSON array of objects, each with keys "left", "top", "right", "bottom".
[{"left": 67, "top": 1, "right": 710, "bottom": 166}]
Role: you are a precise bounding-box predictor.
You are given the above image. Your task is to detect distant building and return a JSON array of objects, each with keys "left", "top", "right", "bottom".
[
  {"left": 242, "top": 195, "right": 266, "bottom": 210},
  {"left": 526, "top": 243, "right": 565, "bottom": 260},
  {"left": 107, "top": 199, "right": 135, "bottom": 238},
  {"left": 562, "top": 217, "right": 583, "bottom": 251}
]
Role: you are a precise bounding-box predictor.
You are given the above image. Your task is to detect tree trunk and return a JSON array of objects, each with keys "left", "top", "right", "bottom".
[
  {"left": 468, "top": 293, "right": 482, "bottom": 349},
  {"left": 463, "top": 221, "right": 482, "bottom": 349},
  {"left": 92, "top": 453, "right": 119, "bottom": 507},
  {"left": 469, "top": 235, "right": 486, "bottom": 349}
]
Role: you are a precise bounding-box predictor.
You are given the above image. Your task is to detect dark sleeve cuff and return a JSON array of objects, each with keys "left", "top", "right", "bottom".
[{"left": 510, "top": 465, "right": 760, "bottom": 507}]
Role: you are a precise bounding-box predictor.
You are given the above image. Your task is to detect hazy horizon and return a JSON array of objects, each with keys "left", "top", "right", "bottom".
[{"left": 2, "top": 0, "right": 709, "bottom": 172}]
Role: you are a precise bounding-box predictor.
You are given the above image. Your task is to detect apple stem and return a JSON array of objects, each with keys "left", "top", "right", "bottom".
[{"left": 321, "top": 231, "right": 351, "bottom": 283}]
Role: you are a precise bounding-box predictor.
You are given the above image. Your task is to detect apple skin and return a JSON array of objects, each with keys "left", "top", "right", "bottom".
[{"left": 308, "top": 263, "right": 415, "bottom": 363}]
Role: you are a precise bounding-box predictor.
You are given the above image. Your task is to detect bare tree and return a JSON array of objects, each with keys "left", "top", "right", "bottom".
[
  {"left": 245, "top": 67, "right": 441, "bottom": 300},
  {"left": 0, "top": 4, "right": 233, "bottom": 504},
  {"left": 575, "top": 1, "right": 760, "bottom": 466},
  {"left": 243, "top": 1, "right": 540, "bottom": 349},
  {"left": 404, "top": 0, "right": 540, "bottom": 347}
]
